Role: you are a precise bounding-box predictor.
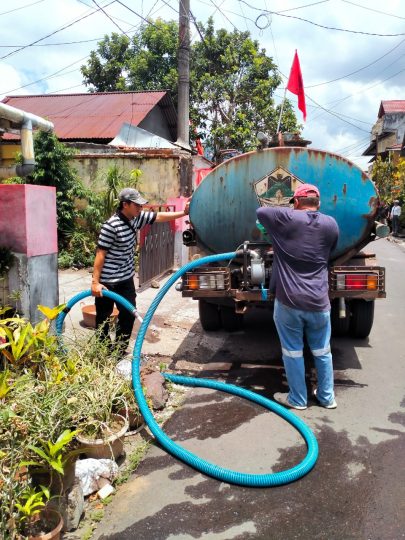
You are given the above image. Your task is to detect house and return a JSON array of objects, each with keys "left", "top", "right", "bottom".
[
  {"left": 362, "top": 100, "right": 405, "bottom": 165},
  {"left": 0, "top": 91, "right": 194, "bottom": 202}
]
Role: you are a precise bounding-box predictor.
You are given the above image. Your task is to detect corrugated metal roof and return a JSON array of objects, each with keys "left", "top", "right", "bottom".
[
  {"left": 109, "top": 122, "right": 177, "bottom": 148},
  {"left": 1, "top": 91, "right": 177, "bottom": 140},
  {"left": 378, "top": 100, "right": 405, "bottom": 117}
]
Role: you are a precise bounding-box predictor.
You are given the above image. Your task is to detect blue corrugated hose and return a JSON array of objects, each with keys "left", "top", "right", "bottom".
[{"left": 56, "top": 252, "right": 318, "bottom": 486}]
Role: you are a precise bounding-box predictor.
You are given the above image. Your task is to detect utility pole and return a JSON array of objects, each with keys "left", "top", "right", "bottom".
[{"left": 176, "top": 0, "right": 190, "bottom": 149}]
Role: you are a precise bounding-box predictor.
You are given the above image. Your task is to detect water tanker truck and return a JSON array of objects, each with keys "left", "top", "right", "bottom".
[{"left": 180, "top": 145, "right": 389, "bottom": 339}]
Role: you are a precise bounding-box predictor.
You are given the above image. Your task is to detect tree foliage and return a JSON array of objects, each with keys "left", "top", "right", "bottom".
[
  {"left": 81, "top": 17, "right": 301, "bottom": 159},
  {"left": 25, "top": 131, "right": 88, "bottom": 250},
  {"left": 371, "top": 156, "right": 405, "bottom": 202},
  {"left": 371, "top": 156, "right": 394, "bottom": 202}
]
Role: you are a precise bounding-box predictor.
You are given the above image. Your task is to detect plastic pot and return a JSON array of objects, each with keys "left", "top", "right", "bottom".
[{"left": 76, "top": 414, "right": 129, "bottom": 460}]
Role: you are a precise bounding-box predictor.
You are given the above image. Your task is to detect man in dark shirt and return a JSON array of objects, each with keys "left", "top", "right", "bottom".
[
  {"left": 257, "top": 183, "right": 339, "bottom": 410},
  {"left": 92, "top": 188, "right": 189, "bottom": 354}
]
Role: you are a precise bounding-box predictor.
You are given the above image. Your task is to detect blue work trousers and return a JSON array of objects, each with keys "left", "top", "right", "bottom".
[{"left": 273, "top": 299, "right": 335, "bottom": 407}]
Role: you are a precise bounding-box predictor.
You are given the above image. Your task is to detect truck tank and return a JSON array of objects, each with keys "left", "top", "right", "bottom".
[{"left": 189, "top": 147, "right": 379, "bottom": 261}]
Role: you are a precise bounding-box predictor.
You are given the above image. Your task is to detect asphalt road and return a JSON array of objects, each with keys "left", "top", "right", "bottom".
[{"left": 92, "top": 238, "right": 405, "bottom": 540}]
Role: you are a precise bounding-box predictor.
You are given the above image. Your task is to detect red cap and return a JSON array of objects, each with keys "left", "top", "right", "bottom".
[{"left": 289, "top": 183, "right": 320, "bottom": 203}]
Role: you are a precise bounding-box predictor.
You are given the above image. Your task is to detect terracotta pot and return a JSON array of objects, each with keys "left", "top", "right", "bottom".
[
  {"left": 27, "top": 508, "right": 63, "bottom": 540},
  {"left": 76, "top": 414, "right": 129, "bottom": 460},
  {"left": 80, "top": 303, "right": 119, "bottom": 328}
]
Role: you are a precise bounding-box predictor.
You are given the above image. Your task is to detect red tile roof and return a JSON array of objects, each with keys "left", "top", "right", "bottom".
[
  {"left": 378, "top": 100, "right": 405, "bottom": 117},
  {"left": 1, "top": 91, "right": 176, "bottom": 140}
]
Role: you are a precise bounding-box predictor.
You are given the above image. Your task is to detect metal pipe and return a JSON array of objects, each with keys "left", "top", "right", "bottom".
[
  {"left": 374, "top": 221, "right": 390, "bottom": 238},
  {"left": 20, "top": 119, "right": 35, "bottom": 165},
  {"left": 0, "top": 102, "right": 54, "bottom": 179},
  {"left": 0, "top": 102, "right": 53, "bottom": 132}
]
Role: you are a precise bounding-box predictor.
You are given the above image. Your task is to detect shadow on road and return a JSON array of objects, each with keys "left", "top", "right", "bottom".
[{"left": 168, "top": 306, "right": 371, "bottom": 402}]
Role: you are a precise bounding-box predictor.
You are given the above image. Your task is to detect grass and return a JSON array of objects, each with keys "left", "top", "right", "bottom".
[{"left": 115, "top": 441, "right": 151, "bottom": 486}]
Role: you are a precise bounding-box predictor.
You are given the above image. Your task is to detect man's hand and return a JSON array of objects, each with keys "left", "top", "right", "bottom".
[
  {"left": 184, "top": 198, "right": 191, "bottom": 215},
  {"left": 91, "top": 282, "right": 106, "bottom": 297}
]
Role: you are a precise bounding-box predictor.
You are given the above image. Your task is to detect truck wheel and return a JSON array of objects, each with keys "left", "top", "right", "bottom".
[
  {"left": 220, "top": 306, "right": 244, "bottom": 332},
  {"left": 198, "top": 300, "right": 222, "bottom": 331},
  {"left": 331, "top": 299, "right": 350, "bottom": 337},
  {"left": 349, "top": 300, "right": 375, "bottom": 339}
]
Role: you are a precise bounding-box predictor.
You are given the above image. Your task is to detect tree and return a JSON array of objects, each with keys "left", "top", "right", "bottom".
[
  {"left": 25, "top": 131, "right": 88, "bottom": 249},
  {"left": 81, "top": 20, "right": 179, "bottom": 96},
  {"left": 371, "top": 156, "right": 394, "bottom": 202},
  {"left": 80, "top": 18, "right": 300, "bottom": 158}
]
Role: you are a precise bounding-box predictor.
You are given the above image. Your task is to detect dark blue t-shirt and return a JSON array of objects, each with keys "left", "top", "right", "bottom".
[{"left": 256, "top": 206, "right": 339, "bottom": 311}]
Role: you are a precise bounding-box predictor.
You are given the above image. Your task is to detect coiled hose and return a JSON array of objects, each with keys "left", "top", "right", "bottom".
[{"left": 56, "top": 252, "right": 318, "bottom": 486}]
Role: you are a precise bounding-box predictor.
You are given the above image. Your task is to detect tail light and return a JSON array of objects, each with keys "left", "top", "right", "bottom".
[
  {"left": 332, "top": 270, "right": 383, "bottom": 292},
  {"left": 345, "top": 274, "right": 365, "bottom": 290},
  {"left": 183, "top": 268, "right": 230, "bottom": 291}
]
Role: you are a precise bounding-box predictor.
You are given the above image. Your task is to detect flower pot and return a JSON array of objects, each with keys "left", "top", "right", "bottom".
[
  {"left": 27, "top": 508, "right": 63, "bottom": 540},
  {"left": 80, "top": 303, "right": 119, "bottom": 328},
  {"left": 76, "top": 414, "right": 129, "bottom": 460},
  {"left": 116, "top": 406, "right": 144, "bottom": 431}
]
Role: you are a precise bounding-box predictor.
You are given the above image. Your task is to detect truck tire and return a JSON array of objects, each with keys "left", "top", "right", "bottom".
[
  {"left": 199, "top": 300, "right": 222, "bottom": 331},
  {"left": 349, "top": 299, "right": 375, "bottom": 339},
  {"left": 220, "top": 306, "right": 244, "bottom": 332},
  {"left": 331, "top": 299, "right": 350, "bottom": 337}
]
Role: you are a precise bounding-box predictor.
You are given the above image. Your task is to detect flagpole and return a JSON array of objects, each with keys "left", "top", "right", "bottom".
[{"left": 276, "top": 87, "right": 287, "bottom": 134}]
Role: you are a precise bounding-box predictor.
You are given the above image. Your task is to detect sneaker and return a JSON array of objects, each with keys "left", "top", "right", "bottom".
[
  {"left": 273, "top": 392, "right": 307, "bottom": 410},
  {"left": 313, "top": 389, "right": 337, "bottom": 409}
]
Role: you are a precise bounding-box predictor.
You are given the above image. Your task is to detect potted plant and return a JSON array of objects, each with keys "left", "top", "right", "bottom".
[
  {"left": 15, "top": 485, "right": 63, "bottom": 540},
  {"left": 21, "top": 429, "right": 81, "bottom": 495},
  {"left": 74, "top": 364, "right": 129, "bottom": 459}
]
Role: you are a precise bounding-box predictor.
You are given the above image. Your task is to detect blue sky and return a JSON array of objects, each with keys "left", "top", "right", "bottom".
[{"left": 1, "top": 0, "right": 404, "bottom": 169}]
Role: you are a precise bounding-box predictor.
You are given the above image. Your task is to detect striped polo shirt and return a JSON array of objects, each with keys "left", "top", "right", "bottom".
[{"left": 97, "top": 211, "right": 156, "bottom": 283}]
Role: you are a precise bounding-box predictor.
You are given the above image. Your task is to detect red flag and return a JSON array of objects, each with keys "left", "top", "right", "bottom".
[
  {"left": 195, "top": 136, "right": 204, "bottom": 156},
  {"left": 287, "top": 50, "right": 306, "bottom": 121}
]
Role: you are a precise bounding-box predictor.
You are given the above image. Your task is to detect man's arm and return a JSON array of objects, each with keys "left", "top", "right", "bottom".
[
  {"left": 91, "top": 248, "right": 107, "bottom": 297},
  {"left": 154, "top": 199, "right": 190, "bottom": 223}
]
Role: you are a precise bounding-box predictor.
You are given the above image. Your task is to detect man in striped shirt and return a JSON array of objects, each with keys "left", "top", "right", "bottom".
[{"left": 91, "top": 187, "right": 190, "bottom": 354}]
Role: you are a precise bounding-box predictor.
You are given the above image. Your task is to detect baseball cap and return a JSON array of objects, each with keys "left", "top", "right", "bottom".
[
  {"left": 289, "top": 183, "right": 320, "bottom": 203},
  {"left": 118, "top": 188, "right": 148, "bottom": 205}
]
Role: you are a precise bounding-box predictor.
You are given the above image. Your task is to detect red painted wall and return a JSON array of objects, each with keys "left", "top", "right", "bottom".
[
  {"left": 0, "top": 184, "right": 57, "bottom": 256},
  {"left": 167, "top": 196, "right": 189, "bottom": 233}
]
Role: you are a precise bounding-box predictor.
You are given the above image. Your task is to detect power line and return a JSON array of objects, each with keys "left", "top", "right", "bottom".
[
  {"left": 209, "top": 0, "right": 238, "bottom": 30},
  {"left": 91, "top": 0, "right": 131, "bottom": 38},
  {"left": 0, "top": 38, "right": 103, "bottom": 48},
  {"left": 0, "top": 0, "right": 116, "bottom": 61},
  {"left": 238, "top": 0, "right": 331, "bottom": 14},
  {"left": 0, "top": 0, "right": 45, "bottom": 16},
  {"left": 3, "top": 55, "right": 90, "bottom": 95},
  {"left": 238, "top": 0, "right": 405, "bottom": 36},
  {"left": 114, "top": 0, "right": 159, "bottom": 28},
  {"left": 341, "top": 0, "right": 405, "bottom": 20},
  {"left": 306, "top": 37, "right": 405, "bottom": 88}
]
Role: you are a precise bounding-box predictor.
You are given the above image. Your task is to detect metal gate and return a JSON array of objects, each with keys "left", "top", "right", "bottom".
[{"left": 138, "top": 205, "right": 175, "bottom": 289}]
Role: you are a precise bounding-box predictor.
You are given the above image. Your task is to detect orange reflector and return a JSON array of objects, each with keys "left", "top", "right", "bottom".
[
  {"left": 367, "top": 274, "right": 378, "bottom": 290},
  {"left": 188, "top": 274, "right": 199, "bottom": 290}
]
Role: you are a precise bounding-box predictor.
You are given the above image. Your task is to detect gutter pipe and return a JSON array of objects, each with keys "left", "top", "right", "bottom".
[{"left": 0, "top": 102, "right": 54, "bottom": 179}]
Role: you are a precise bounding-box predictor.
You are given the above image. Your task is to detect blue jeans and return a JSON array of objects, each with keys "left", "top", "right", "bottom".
[{"left": 273, "top": 299, "right": 335, "bottom": 407}]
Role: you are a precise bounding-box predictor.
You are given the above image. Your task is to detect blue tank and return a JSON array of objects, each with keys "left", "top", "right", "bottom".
[{"left": 189, "top": 147, "right": 378, "bottom": 260}]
